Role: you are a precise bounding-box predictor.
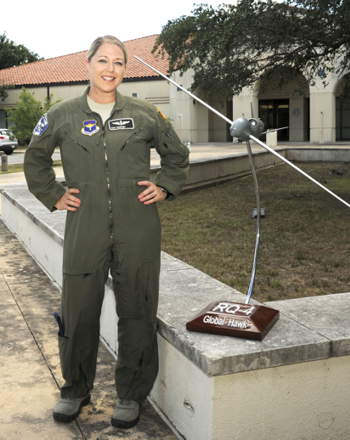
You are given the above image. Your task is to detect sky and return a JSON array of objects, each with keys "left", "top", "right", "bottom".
[{"left": 2, "top": 0, "right": 232, "bottom": 60}]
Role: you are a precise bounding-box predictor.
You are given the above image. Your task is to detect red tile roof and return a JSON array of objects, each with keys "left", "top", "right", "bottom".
[{"left": 0, "top": 35, "right": 168, "bottom": 86}]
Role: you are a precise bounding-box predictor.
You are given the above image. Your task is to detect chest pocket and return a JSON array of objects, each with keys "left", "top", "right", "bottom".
[
  {"left": 60, "top": 133, "right": 97, "bottom": 184},
  {"left": 120, "top": 127, "right": 144, "bottom": 150},
  {"left": 106, "top": 125, "right": 152, "bottom": 178}
]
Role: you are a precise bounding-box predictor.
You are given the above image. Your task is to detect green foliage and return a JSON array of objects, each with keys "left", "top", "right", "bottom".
[
  {"left": 0, "top": 32, "right": 42, "bottom": 70},
  {"left": 0, "top": 82, "right": 14, "bottom": 101},
  {"left": 153, "top": 0, "right": 350, "bottom": 98},
  {"left": 6, "top": 87, "right": 61, "bottom": 145}
]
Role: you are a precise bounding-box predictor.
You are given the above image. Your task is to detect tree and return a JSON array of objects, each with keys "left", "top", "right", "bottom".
[
  {"left": 0, "top": 82, "right": 14, "bottom": 101},
  {"left": 153, "top": 1, "right": 350, "bottom": 99},
  {"left": 6, "top": 88, "right": 61, "bottom": 145},
  {"left": 0, "top": 32, "right": 42, "bottom": 70}
]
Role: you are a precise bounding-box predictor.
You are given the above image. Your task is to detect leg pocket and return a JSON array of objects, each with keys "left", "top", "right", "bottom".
[{"left": 112, "top": 261, "right": 159, "bottom": 320}]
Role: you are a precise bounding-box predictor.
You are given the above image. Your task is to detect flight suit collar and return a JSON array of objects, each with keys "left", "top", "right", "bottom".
[{"left": 77, "top": 87, "right": 127, "bottom": 114}]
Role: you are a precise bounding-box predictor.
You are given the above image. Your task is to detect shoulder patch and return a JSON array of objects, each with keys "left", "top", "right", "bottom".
[
  {"left": 33, "top": 114, "right": 48, "bottom": 136},
  {"left": 157, "top": 107, "right": 167, "bottom": 120}
]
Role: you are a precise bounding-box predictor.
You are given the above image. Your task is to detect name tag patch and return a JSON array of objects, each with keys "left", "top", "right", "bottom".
[{"left": 109, "top": 118, "right": 134, "bottom": 130}]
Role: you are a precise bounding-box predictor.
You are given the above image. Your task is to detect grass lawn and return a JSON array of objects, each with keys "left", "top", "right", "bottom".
[{"left": 158, "top": 161, "right": 350, "bottom": 303}]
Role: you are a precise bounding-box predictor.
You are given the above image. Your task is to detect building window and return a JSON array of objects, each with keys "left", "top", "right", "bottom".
[
  {"left": 132, "top": 93, "right": 137, "bottom": 97},
  {"left": 336, "top": 98, "right": 350, "bottom": 140},
  {"left": 0, "top": 109, "right": 7, "bottom": 128}
]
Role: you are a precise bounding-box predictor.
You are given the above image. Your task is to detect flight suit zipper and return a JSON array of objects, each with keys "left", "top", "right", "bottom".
[{"left": 103, "top": 136, "right": 114, "bottom": 246}]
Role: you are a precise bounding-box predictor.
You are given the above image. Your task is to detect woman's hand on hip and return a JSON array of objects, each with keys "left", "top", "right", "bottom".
[
  {"left": 138, "top": 181, "right": 167, "bottom": 204},
  {"left": 54, "top": 188, "right": 81, "bottom": 211}
]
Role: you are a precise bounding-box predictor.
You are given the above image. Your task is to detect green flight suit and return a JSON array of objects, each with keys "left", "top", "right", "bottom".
[{"left": 24, "top": 87, "right": 189, "bottom": 402}]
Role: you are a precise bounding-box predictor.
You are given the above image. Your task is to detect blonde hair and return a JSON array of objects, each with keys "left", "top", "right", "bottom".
[{"left": 87, "top": 36, "right": 128, "bottom": 64}]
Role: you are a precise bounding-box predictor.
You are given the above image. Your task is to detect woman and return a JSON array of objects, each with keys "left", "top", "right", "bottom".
[{"left": 24, "top": 35, "right": 189, "bottom": 429}]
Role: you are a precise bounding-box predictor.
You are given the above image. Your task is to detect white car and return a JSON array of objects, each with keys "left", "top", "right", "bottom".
[{"left": 0, "top": 129, "right": 18, "bottom": 155}]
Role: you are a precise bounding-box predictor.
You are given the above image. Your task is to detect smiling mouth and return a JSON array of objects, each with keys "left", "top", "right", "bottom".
[{"left": 102, "top": 76, "right": 115, "bottom": 82}]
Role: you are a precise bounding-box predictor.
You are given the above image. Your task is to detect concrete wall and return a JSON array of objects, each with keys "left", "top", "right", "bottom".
[
  {"left": 170, "top": 70, "right": 232, "bottom": 143},
  {"left": 208, "top": 99, "right": 230, "bottom": 142},
  {"left": 309, "top": 77, "right": 336, "bottom": 144},
  {"left": 170, "top": 70, "right": 197, "bottom": 143},
  {"left": 232, "top": 87, "right": 258, "bottom": 120},
  {"left": 1, "top": 85, "right": 88, "bottom": 109},
  {"left": 289, "top": 96, "right": 305, "bottom": 142},
  {"left": 119, "top": 79, "right": 171, "bottom": 117},
  {"left": 196, "top": 102, "right": 210, "bottom": 143},
  {"left": 152, "top": 334, "right": 350, "bottom": 440},
  {"left": 183, "top": 148, "right": 285, "bottom": 190}
]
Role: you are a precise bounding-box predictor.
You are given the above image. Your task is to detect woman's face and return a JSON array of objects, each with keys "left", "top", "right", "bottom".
[{"left": 86, "top": 42, "right": 126, "bottom": 102}]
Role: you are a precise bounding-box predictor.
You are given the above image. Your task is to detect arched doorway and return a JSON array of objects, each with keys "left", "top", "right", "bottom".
[
  {"left": 258, "top": 99, "right": 290, "bottom": 141},
  {"left": 257, "top": 73, "right": 310, "bottom": 142}
]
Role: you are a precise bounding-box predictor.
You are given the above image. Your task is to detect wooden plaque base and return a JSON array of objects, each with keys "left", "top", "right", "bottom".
[{"left": 186, "top": 301, "right": 279, "bottom": 341}]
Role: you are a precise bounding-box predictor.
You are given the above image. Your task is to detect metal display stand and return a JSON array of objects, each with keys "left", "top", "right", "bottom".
[
  {"left": 245, "top": 139, "right": 261, "bottom": 305},
  {"left": 135, "top": 56, "right": 350, "bottom": 340}
]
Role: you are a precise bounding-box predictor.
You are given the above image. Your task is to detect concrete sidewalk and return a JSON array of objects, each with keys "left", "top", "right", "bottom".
[{"left": 0, "top": 219, "right": 177, "bottom": 439}]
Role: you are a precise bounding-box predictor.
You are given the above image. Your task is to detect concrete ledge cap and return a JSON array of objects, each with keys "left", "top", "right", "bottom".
[
  {"left": 1, "top": 185, "right": 65, "bottom": 245},
  {"left": 158, "top": 259, "right": 330, "bottom": 376},
  {"left": 267, "top": 294, "right": 350, "bottom": 358}
]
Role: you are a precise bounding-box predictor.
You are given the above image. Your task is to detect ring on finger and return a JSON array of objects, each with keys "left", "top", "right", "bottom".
[{"left": 154, "top": 191, "right": 157, "bottom": 196}]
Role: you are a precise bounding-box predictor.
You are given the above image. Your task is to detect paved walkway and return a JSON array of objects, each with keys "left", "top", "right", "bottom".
[{"left": 0, "top": 219, "right": 177, "bottom": 439}]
